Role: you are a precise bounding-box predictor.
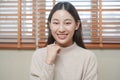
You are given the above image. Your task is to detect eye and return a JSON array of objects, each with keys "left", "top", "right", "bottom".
[
  {"left": 53, "top": 22, "right": 59, "bottom": 25},
  {"left": 65, "top": 22, "right": 71, "bottom": 25}
]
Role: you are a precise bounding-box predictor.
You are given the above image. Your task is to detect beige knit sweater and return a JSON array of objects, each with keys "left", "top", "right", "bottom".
[{"left": 30, "top": 43, "right": 97, "bottom": 80}]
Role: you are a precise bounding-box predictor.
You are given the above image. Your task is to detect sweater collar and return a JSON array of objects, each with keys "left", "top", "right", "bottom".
[
  {"left": 60, "top": 42, "right": 76, "bottom": 49},
  {"left": 58, "top": 42, "right": 78, "bottom": 55}
]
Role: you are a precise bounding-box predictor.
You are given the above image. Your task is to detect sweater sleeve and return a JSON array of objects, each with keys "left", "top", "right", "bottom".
[
  {"left": 30, "top": 49, "right": 55, "bottom": 80},
  {"left": 83, "top": 53, "right": 98, "bottom": 80}
]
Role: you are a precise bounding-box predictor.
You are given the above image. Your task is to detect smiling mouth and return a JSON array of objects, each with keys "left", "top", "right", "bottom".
[{"left": 57, "top": 34, "right": 68, "bottom": 40}]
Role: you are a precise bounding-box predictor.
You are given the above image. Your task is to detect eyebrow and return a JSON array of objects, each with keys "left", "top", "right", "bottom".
[
  {"left": 51, "top": 19, "right": 58, "bottom": 21},
  {"left": 64, "top": 19, "right": 72, "bottom": 21},
  {"left": 51, "top": 18, "right": 72, "bottom": 21}
]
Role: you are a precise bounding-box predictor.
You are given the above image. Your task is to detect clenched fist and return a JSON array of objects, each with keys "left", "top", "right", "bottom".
[{"left": 46, "top": 44, "right": 61, "bottom": 65}]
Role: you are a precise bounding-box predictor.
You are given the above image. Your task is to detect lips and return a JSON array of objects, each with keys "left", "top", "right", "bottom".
[{"left": 57, "top": 34, "right": 68, "bottom": 40}]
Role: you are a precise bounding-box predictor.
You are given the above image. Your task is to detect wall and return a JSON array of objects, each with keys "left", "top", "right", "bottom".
[
  {"left": 93, "top": 49, "right": 120, "bottom": 80},
  {"left": 0, "top": 49, "right": 120, "bottom": 80}
]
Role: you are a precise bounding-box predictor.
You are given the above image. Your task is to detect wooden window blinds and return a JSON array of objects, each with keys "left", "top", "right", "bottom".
[
  {"left": 0, "top": 0, "right": 120, "bottom": 49},
  {"left": 0, "top": 0, "right": 36, "bottom": 49},
  {"left": 38, "top": 0, "right": 120, "bottom": 49}
]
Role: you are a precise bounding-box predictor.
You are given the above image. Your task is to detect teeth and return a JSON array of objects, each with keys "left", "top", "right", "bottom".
[{"left": 57, "top": 34, "right": 67, "bottom": 39}]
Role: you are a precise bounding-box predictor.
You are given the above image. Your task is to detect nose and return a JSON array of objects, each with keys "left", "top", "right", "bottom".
[{"left": 58, "top": 24, "right": 66, "bottom": 32}]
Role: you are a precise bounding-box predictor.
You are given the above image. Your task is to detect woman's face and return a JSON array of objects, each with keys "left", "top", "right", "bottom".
[{"left": 49, "top": 10, "right": 79, "bottom": 47}]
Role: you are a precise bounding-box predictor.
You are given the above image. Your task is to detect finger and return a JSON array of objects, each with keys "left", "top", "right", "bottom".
[{"left": 57, "top": 48, "right": 61, "bottom": 54}]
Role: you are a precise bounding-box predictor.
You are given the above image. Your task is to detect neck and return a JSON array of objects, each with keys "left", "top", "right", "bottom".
[{"left": 55, "top": 41, "right": 74, "bottom": 47}]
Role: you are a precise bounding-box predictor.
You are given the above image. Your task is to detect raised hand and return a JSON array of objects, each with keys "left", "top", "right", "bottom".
[{"left": 46, "top": 44, "right": 61, "bottom": 65}]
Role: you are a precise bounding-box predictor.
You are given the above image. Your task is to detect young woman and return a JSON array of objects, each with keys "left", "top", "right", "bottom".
[{"left": 30, "top": 2, "right": 97, "bottom": 80}]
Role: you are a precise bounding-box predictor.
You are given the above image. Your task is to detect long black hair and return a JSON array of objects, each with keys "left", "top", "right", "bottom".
[{"left": 46, "top": 2, "right": 85, "bottom": 48}]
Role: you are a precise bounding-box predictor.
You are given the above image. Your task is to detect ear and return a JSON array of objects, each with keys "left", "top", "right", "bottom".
[{"left": 75, "top": 20, "right": 80, "bottom": 30}]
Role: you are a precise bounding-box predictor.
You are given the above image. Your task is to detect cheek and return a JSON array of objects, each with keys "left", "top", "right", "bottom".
[
  {"left": 50, "top": 27, "right": 57, "bottom": 34},
  {"left": 50, "top": 25, "right": 57, "bottom": 33},
  {"left": 67, "top": 25, "right": 76, "bottom": 33},
  {"left": 50, "top": 23, "right": 59, "bottom": 30},
  {"left": 50, "top": 27, "right": 57, "bottom": 38},
  {"left": 70, "top": 30, "right": 76, "bottom": 36},
  {"left": 67, "top": 26, "right": 76, "bottom": 37}
]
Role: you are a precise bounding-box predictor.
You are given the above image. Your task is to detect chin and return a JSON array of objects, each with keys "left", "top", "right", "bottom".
[
  {"left": 56, "top": 39, "right": 70, "bottom": 46},
  {"left": 56, "top": 40, "right": 67, "bottom": 44}
]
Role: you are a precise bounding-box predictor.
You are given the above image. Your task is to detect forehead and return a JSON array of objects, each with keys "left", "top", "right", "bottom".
[{"left": 51, "top": 10, "right": 74, "bottom": 21}]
